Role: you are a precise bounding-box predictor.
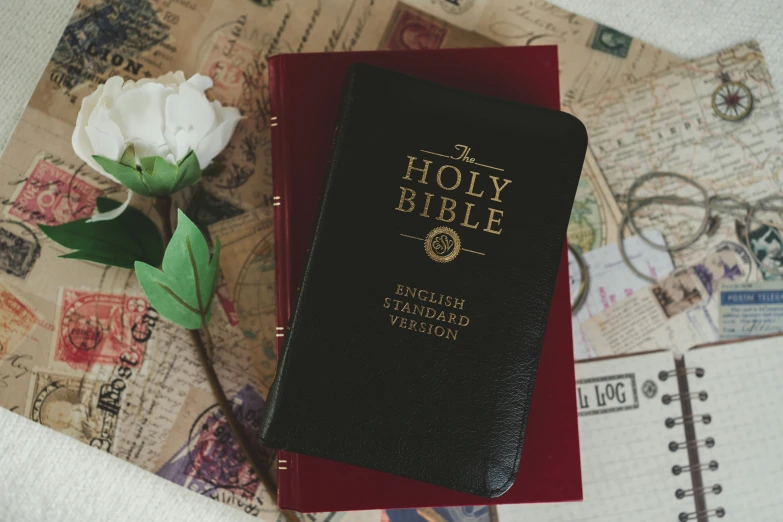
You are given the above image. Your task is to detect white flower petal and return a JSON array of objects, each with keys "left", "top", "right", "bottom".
[
  {"left": 186, "top": 73, "right": 213, "bottom": 93},
  {"left": 102, "top": 76, "right": 124, "bottom": 108},
  {"left": 84, "top": 127, "right": 122, "bottom": 181},
  {"left": 165, "top": 82, "right": 216, "bottom": 143},
  {"left": 87, "top": 103, "right": 125, "bottom": 157},
  {"left": 86, "top": 190, "right": 132, "bottom": 223},
  {"left": 171, "top": 129, "right": 191, "bottom": 162},
  {"left": 195, "top": 110, "right": 243, "bottom": 169},
  {"left": 110, "top": 83, "right": 172, "bottom": 146},
  {"left": 72, "top": 85, "right": 106, "bottom": 175},
  {"left": 131, "top": 139, "right": 164, "bottom": 162}
]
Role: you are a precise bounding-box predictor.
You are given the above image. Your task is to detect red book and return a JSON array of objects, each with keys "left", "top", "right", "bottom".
[{"left": 269, "top": 46, "right": 580, "bottom": 512}]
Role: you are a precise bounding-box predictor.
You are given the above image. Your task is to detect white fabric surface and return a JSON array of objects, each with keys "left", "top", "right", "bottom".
[{"left": 0, "top": 0, "right": 781, "bottom": 520}]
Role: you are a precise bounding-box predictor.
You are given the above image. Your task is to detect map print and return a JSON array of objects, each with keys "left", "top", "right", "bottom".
[{"left": 571, "top": 41, "right": 783, "bottom": 268}]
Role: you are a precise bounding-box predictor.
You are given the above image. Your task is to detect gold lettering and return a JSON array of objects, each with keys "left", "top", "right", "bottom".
[
  {"left": 393, "top": 299, "right": 403, "bottom": 311},
  {"left": 436, "top": 310, "right": 446, "bottom": 322},
  {"left": 403, "top": 156, "right": 432, "bottom": 184},
  {"left": 448, "top": 313, "right": 457, "bottom": 324},
  {"left": 489, "top": 176, "right": 512, "bottom": 202},
  {"left": 413, "top": 304, "right": 424, "bottom": 316},
  {"left": 436, "top": 197, "right": 457, "bottom": 223},
  {"left": 400, "top": 317, "right": 408, "bottom": 328},
  {"left": 466, "top": 171, "right": 484, "bottom": 197},
  {"left": 446, "top": 329, "right": 458, "bottom": 341},
  {"left": 390, "top": 315, "right": 400, "bottom": 326},
  {"left": 434, "top": 325, "right": 445, "bottom": 337},
  {"left": 396, "top": 284, "right": 404, "bottom": 296},
  {"left": 401, "top": 302, "right": 411, "bottom": 314},
  {"left": 453, "top": 298, "right": 465, "bottom": 310},
  {"left": 384, "top": 297, "right": 391, "bottom": 308},
  {"left": 396, "top": 187, "right": 416, "bottom": 212},
  {"left": 436, "top": 165, "right": 461, "bottom": 190},
  {"left": 409, "top": 319, "right": 418, "bottom": 331},
  {"left": 484, "top": 208, "right": 503, "bottom": 235},
  {"left": 420, "top": 192, "right": 434, "bottom": 217},
  {"left": 461, "top": 202, "right": 480, "bottom": 229},
  {"left": 459, "top": 315, "right": 470, "bottom": 326},
  {"left": 426, "top": 307, "right": 436, "bottom": 319},
  {"left": 417, "top": 289, "right": 427, "bottom": 301},
  {"left": 405, "top": 287, "right": 416, "bottom": 298},
  {"left": 444, "top": 296, "right": 452, "bottom": 307}
]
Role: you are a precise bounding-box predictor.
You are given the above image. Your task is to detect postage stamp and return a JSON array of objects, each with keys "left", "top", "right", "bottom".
[
  {"left": 652, "top": 269, "right": 704, "bottom": 318},
  {"left": 156, "top": 385, "right": 274, "bottom": 514},
  {"left": 8, "top": 157, "right": 103, "bottom": 226},
  {"left": 383, "top": 6, "right": 448, "bottom": 51},
  {"left": 200, "top": 34, "right": 259, "bottom": 114},
  {"left": 652, "top": 242, "right": 751, "bottom": 318},
  {"left": 53, "top": 289, "right": 150, "bottom": 371},
  {"left": 0, "top": 283, "right": 39, "bottom": 359},
  {"left": 742, "top": 222, "right": 783, "bottom": 279},
  {"left": 0, "top": 220, "right": 40, "bottom": 279},
  {"left": 27, "top": 370, "right": 118, "bottom": 452},
  {"left": 590, "top": 24, "right": 633, "bottom": 59},
  {"left": 576, "top": 373, "right": 639, "bottom": 416},
  {"left": 719, "top": 280, "right": 783, "bottom": 338}
]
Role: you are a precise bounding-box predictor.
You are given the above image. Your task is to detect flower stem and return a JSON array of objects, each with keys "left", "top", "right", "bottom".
[{"left": 152, "top": 197, "right": 296, "bottom": 521}]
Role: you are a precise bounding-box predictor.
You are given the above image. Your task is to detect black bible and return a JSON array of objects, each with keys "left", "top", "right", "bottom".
[{"left": 258, "top": 64, "right": 587, "bottom": 498}]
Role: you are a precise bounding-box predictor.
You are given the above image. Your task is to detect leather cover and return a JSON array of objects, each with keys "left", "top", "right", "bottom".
[{"left": 266, "top": 47, "right": 584, "bottom": 511}]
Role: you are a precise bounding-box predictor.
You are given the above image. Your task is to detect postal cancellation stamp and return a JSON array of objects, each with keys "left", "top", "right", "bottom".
[
  {"left": 0, "top": 220, "right": 41, "bottom": 279},
  {"left": 27, "top": 370, "right": 118, "bottom": 452},
  {"left": 8, "top": 157, "right": 102, "bottom": 226},
  {"left": 0, "top": 283, "right": 39, "bottom": 359},
  {"left": 157, "top": 385, "right": 274, "bottom": 515},
  {"left": 53, "top": 289, "right": 150, "bottom": 371}
]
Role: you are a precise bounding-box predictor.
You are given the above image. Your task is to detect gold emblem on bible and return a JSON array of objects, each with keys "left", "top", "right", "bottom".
[{"left": 424, "top": 227, "right": 461, "bottom": 263}]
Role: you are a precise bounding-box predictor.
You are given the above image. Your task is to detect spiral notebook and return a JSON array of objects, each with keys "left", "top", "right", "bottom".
[{"left": 498, "top": 334, "right": 783, "bottom": 521}]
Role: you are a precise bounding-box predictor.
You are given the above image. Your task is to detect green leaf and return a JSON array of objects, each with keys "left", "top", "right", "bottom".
[
  {"left": 141, "top": 156, "right": 179, "bottom": 195},
  {"left": 119, "top": 143, "right": 136, "bottom": 168},
  {"left": 172, "top": 151, "right": 203, "bottom": 193},
  {"left": 38, "top": 197, "right": 164, "bottom": 269},
  {"left": 93, "top": 155, "right": 154, "bottom": 196},
  {"left": 134, "top": 209, "right": 221, "bottom": 330}
]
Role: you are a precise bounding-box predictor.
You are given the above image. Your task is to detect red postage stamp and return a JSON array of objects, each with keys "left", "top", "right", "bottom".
[
  {"left": 200, "top": 34, "right": 259, "bottom": 113},
  {"left": 53, "top": 289, "right": 151, "bottom": 370},
  {"left": 9, "top": 157, "right": 102, "bottom": 226},
  {"left": 383, "top": 7, "right": 448, "bottom": 51},
  {"left": 0, "top": 283, "right": 39, "bottom": 359}
]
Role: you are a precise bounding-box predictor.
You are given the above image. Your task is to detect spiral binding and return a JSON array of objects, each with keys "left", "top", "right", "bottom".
[{"left": 659, "top": 366, "right": 725, "bottom": 520}]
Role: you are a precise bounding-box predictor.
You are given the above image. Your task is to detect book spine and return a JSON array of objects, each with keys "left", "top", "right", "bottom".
[
  {"left": 661, "top": 360, "right": 722, "bottom": 522},
  {"left": 269, "top": 54, "right": 291, "bottom": 355},
  {"left": 268, "top": 54, "right": 297, "bottom": 511}
]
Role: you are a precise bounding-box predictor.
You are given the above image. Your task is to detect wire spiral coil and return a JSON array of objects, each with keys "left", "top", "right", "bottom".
[{"left": 660, "top": 365, "right": 725, "bottom": 520}]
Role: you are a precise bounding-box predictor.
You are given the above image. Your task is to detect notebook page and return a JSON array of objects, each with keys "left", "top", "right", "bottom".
[
  {"left": 499, "top": 351, "right": 693, "bottom": 522},
  {"left": 685, "top": 336, "right": 783, "bottom": 520}
]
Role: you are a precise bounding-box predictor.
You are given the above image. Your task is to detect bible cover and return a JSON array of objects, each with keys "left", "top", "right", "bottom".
[{"left": 267, "top": 47, "right": 584, "bottom": 511}]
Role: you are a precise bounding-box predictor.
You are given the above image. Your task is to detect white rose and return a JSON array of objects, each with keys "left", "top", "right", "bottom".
[{"left": 72, "top": 71, "right": 242, "bottom": 221}]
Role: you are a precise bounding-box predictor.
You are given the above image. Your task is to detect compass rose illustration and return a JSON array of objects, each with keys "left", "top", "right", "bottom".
[{"left": 712, "top": 73, "right": 752, "bottom": 121}]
